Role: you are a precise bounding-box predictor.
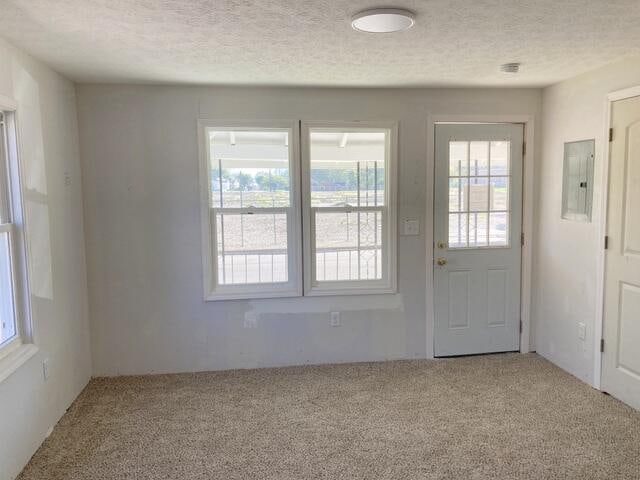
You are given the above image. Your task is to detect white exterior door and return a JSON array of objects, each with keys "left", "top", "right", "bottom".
[
  {"left": 602, "top": 94, "right": 640, "bottom": 410},
  {"left": 434, "top": 123, "right": 523, "bottom": 356}
]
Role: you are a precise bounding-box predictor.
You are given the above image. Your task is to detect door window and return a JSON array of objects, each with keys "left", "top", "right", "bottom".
[{"left": 448, "top": 141, "right": 511, "bottom": 248}]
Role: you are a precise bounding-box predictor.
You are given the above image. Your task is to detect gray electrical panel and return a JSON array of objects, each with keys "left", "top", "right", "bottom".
[{"left": 562, "top": 139, "right": 595, "bottom": 222}]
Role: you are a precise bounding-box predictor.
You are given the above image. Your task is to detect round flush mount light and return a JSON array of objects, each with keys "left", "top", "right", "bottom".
[
  {"left": 351, "top": 8, "right": 415, "bottom": 33},
  {"left": 500, "top": 62, "right": 521, "bottom": 74}
]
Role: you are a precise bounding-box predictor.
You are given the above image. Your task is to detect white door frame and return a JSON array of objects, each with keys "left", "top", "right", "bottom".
[
  {"left": 594, "top": 85, "right": 640, "bottom": 389},
  {"left": 426, "top": 114, "right": 536, "bottom": 358}
]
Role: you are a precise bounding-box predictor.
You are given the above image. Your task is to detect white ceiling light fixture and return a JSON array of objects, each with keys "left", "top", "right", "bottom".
[
  {"left": 351, "top": 8, "right": 415, "bottom": 33},
  {"left": 500, "top": 62, "right": 521, "bottom": 74}
]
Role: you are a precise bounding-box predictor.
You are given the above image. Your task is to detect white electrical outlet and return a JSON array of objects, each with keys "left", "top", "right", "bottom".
[
  {"left": 578, "top": 322, "right": 586, "bottom": 341},
  {"left": 330, "top": 311, "right": 341, "bottom": 327},
  {"left": 243, "top": 313, "right": 257, "bottom": 329},
  {"left": 43, "top": 358, "right": 50, "bottom": 381}
]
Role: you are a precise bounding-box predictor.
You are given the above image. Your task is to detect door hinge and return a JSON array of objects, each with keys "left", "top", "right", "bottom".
[
  {"left": 522, "top": 142, "right": 526, "bottom": 155},
  {"left": 604, "top": 235, "right": 609, "bottom": 250},
  {"left": 521, "top": 232, "right": 525, "bottom": 246},
  {"left": 600, "top": 338, "right": 605, "bottom": 353},
  {"left": 519, "top": 319, "right": 523, "bottom": 333},
  {"left": 609, "top": 128, "right": 613, "bottom": 142}
]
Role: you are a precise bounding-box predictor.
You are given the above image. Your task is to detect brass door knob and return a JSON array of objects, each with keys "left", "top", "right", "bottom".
[{"left": 436, "top": 258, "right": 447, "bottom": 266}]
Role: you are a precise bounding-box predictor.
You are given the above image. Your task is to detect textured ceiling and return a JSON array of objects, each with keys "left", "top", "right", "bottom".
[{"left": 1, "top": 0, "right": 640, "bottom": 87}]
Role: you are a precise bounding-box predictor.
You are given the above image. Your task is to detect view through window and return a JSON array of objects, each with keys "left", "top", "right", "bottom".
[
  {"left": 202, "top": 122, "right": 397, "bottom": 299},
  {"left": 448, "top": 140, "right": 511, "bottom": 248},
  {"left": 209, "top": 129, "right": 292, "bottom": 286},
  {"left": 308, "top": 130, "right": 387, "bottom": 282},
  {"left": 0, "top": 111, "right": 18, "bottom": 346}
]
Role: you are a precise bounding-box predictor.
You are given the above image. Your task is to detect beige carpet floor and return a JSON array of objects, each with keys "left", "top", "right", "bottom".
[{"left": 17, "top": 353, "right": 640, "bottom": 480}]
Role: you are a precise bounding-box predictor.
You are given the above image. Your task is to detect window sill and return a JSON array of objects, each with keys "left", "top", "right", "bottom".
[
  {"left": 205, "top": 288, "right": 302, "bottom": 301},
  {"left": 0, "top": 343, "right": 38, "bottom": 384}
]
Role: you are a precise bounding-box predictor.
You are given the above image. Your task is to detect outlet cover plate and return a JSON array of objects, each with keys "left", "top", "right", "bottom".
[{"left": 578, "top": 322, "right": 586, "bottom": 341}]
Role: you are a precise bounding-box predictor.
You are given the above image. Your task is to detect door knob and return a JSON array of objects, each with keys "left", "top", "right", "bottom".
[{"left": 436, "top": 258, "right": 447, "bottom": 266}]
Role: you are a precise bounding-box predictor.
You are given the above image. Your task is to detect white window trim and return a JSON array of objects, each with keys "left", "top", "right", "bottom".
[
  {"left": 301, "top": 121, "right": 398, "bottom": 296},
  {"left": 198, "top": 119, "right": 303, "bottom": 301},
  {"left": 0, "top": 94, "right": 36, "bottom": 383}
]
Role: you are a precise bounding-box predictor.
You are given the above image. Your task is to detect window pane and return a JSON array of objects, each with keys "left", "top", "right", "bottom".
[
  {"left": 490, "top": 177, "right": 509, "bottom": 211},
  {"left": 490, "top": 141, "right": 510, "bottom": 176},
  {"left": 315, "top": 211, "right": 382, "bottom": 281},
  {"left": 489, "top": 212, "right": 509, "bottom": 246},
  {"left": 216, "top": 212, "right": 288, "bottom": 285},
  {"left": 449, "top": 178, "right": 468, "bottom": 213},
  {"left": 469, "top": 212, "right": 489, "bottom": 247},
  {"left": 468, "top": 177, "right": 489, "bottom": 212},
  {"left": 447, "top": 139, "right": 511, "bottom": 250},
  {"left": 469, "top": 141, "right": 489, "bottom": 176},
  {"left": 209, "top": 130, "right": 291, "bottom": 208},
  {"left": 449, "top": 141, "right": 468, "bottom": 176},
  {"left": 309, "top": 131, "right": 386, "bottom": 207},
  {"left": 449, "top": 213, "right": 468, "bottom": 248},
  {"left": 0, "top": 231, "right": 16, "bottom": 344}
]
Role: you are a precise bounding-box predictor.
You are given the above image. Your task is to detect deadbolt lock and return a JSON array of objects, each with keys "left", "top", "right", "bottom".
[{"left": 437, "top": 241, "right": 447, "bottom": 249}]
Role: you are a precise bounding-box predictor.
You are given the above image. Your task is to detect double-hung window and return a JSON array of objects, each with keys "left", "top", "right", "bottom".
[
  {"left": 0, "top": 107, "right": 28, "bottom": 357},
  {"left": 199, "top": 121, "right": 302, "bottom": 300},
  {"left": 302, "top": 122, "right": 397, "bottom": 295},
  {"left": 199, "top": 120, "right": 397, "bottom": 300}
]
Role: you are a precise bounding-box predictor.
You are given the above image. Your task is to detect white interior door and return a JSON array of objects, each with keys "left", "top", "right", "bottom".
[
  {"left": 602, "top": 94, "right": 640, "bottom": 410},
  {"left": 434, "top": 123, "right": 523, "bottom": 356}
]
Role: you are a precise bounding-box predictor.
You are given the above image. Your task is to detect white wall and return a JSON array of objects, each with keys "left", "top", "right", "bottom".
[
  {"left": 76, "top": 85, "right": 541, "bottom": 376},
  {"left": 0, "top": 39, "right": 91, "bottom": 480},
  {"left": 533, "top": 55, "right": 640, "bottom": 385}
]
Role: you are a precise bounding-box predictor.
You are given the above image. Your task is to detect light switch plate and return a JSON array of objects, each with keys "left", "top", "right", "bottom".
[{"left": 403, "top": 219, "right": 420, "bottom": 236}]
